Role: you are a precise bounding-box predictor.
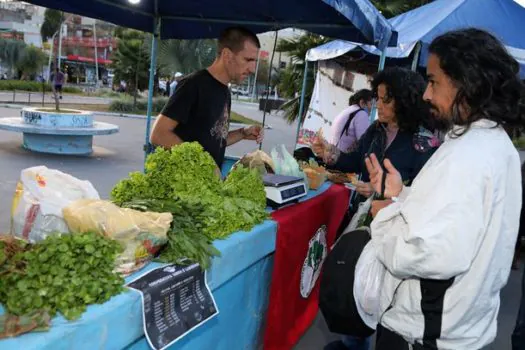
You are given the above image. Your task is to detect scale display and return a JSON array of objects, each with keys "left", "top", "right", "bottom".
[{"left": 263, "top": 174, "right": 307, "bottom": 208}]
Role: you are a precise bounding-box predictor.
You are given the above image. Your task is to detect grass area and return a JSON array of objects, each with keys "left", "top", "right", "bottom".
[
  {"left": 513, "top": 136, "right": 525, "bottom": 150},
  {"left": 231, "top": 111, "right": 261, "bottom": 125},
  {"left": 10, "top": 103, "right": 260, "bottom": 125},
  {"left": 33, "top": 107, "right": 84, "bottom": 114}
]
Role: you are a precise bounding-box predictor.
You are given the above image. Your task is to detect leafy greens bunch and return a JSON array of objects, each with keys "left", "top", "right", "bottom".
[
  {"left": 0, "top": 232, "right": 125, "bottom": 321},
  {"left": 111, "top": 142, "right": 268, "bottom": 241}
]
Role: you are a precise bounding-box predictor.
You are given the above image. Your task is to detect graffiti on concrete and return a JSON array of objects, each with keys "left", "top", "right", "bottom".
[{"left": 23, "top": 111, "right": 42, "bottom": 125}]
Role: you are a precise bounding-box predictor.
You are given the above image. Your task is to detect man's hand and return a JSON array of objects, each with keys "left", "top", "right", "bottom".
[
  {"left": 371, "top": 199, "right": 394, "bottom": 218},
  {"left": 243, "top": 125, "right": 264, "bottom": 144},
  {"left": 365, "top": 153, "right": 403, "bottom": 199},
  {"left": 355, "top": 181, "right": 373, "bottom": 198}
]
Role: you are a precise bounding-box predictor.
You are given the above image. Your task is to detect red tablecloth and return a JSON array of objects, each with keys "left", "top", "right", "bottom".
[{"left": 263, "top": 184, "right": 350, "bottom": 350}]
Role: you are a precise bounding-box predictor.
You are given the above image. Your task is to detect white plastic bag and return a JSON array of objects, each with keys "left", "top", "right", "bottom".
[
  {"left": 353, "top": 241, "right": 386, "bottom": 329},
  {"left": 10, "top": 166, "right": 100, "bottom": 242},
  {"left": 271, "top": 145, "right": 310, "bottom": 190},
  {"left": 344, "top": 196, "right": 373, "bottom": 233}
]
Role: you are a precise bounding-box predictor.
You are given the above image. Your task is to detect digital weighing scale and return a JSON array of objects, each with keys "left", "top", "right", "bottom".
[{"left": 263, "top": 174, "right": 307, "bottom": 208}]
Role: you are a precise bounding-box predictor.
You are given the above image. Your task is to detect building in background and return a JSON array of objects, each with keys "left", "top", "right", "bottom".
[
  {"left": 55, "top": 15, "right": 117, "bottom": 85},
  {"left": 0, "top": 1, "right": 45, "bottom": 47}
]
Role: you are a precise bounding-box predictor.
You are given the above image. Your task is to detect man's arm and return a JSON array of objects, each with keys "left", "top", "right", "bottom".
[
  {"left": 227, "top": 128, "right": 246, "bottom": 146},
  {"left": 150, "top": 114, "right": 184, "bottom": 148}
]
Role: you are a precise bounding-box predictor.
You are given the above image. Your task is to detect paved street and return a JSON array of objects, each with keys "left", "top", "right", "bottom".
[{"left": 0, "top": 103, "right": 522, "bottom": 350}]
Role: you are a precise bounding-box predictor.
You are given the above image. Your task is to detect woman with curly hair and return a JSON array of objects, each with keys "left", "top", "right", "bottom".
[{"left": 314, "top": 67, "right": 439, "bottom": 205}]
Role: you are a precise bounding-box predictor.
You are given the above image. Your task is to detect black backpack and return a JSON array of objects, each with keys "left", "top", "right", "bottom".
[
  {"left": 319, "top": 170, "right": 387, "bottom": 336},
  {"left": 319, "top": 228, "right": 375, "bottom": 336}
]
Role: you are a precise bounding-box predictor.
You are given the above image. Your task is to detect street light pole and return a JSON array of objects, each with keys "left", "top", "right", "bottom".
[
  {"left": 57, "top": 23, "right": 64, "bottom": 70},
  {"left": 47, "top": 31, "right": 58, "bottom": 82},
  {"left": 93, "top": 21, "right": 99, "bottom": 85}
]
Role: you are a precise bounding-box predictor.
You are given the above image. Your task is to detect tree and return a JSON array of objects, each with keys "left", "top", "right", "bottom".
[
  {"left": 40, "top": 9, "right": 63, "bottom": 42},
  {"left": 256, "top": 59, "right": 270, "bottom": 86},
  {"left": 112, "top": 29, "right": 150, "bottom": 109},
  {"left": 156, "top": 39, "right": 217, "bottom": 76},
  {"left": 276, "top": 34, "right": 329, "bottom": 65},
  {"left": 17, "top": 45, "right": 47, "bottom": 80},
  {"left": 0, "top": 38, "right": 27, "bottom": 78},
  {"left": 274, "top": 33, "right": 329, "bottom": 123}
]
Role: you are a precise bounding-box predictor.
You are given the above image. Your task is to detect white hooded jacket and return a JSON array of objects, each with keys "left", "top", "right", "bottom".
[{"left": 371, "top": 119, "right": 522, "bottom": 349}]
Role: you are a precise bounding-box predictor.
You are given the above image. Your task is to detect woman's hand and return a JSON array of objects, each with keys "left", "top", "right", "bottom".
[{"left": 355, "top": 181, "right": 373, "bottom": 197}]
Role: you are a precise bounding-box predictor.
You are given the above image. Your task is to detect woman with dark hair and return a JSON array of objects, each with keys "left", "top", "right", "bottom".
[
  {"left": 330, "top": 89, "right": 373, "bottom": 153},
  {"left": 314, "top": 67, "right": 439, "bottom": 202}
]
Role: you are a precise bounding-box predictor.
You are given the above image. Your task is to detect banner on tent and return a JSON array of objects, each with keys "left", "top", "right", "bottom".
[{"left": 297, "top": 60, "right": 371, "bottom": 147}]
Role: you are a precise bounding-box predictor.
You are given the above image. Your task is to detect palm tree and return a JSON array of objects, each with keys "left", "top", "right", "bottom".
[{"left": 275, "top": 33, "right": 329, "bottom": 124}]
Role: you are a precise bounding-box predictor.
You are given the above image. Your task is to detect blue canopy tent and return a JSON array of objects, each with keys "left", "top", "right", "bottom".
[
  {"left": 23, "top": 0, "right": 397, "bottom": 164},
  {"left": 306, "top": 0, "right": 525, "bottom": 77},
  {"left": 294, "top": 0, "right": 525, "bottom": 144}
]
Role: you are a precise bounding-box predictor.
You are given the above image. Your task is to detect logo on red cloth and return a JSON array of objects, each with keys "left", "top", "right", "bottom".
[{"left": 300, "top": 225, "right": 327, "bottom": 298}]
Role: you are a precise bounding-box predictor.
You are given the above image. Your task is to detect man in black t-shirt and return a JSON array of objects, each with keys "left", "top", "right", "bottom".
[{"left": 150, "top": 27, "right": 264, "bottom": 168}]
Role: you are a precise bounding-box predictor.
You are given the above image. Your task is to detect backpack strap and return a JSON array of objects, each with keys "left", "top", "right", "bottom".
[{"left": 337, "top": 108, "right": 364, "bottom": 148}]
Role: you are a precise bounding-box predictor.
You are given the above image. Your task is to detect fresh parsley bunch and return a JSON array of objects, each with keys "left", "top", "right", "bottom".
[{"left": 0, "top": 232, "right": 125, "bottom": 321}]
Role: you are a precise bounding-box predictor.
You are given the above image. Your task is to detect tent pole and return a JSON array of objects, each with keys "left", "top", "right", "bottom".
[
  {"left": 368, "top": 49, "right": 387, "bottom": 123},
  {"left": 378, "top": 49, "right": 387, "bottom": 71},
  {"left": 260, "top": 30, "right": 279, "bottom": 150},
  {"left": 294, "top": 60, "right": 309, "bottom": 147},
  {"left": 144, "top": 17, "right": 160, "bottom": 169},
  {"left": 411, "top": 42, "right": 422, "bottom": 71}
]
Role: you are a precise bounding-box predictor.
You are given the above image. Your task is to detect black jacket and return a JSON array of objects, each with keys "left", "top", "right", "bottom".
[{"left": 331, "top": 122, "right": 438, "bottom": 185}]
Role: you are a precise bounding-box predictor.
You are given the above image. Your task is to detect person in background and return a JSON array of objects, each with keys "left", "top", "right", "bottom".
[
  {"left": 169, "top": 72, "right": 183, "bottom": 97},
  {"left": 366, "top": 28, "right": 523, "bottom": 350},
  {"left": 330, "top": 89, "right": 373, "bottom": 153},
  {"left": 150, "top": 27, "right": 264, "bottom": 169},
  {"left": 50, "top": 68, "right": 65, "bottom": 99},
  {"left": 165, "top": 77, "right": 172, "bottom": 97},
  {"left": 317, "top": 67, "right": 439, "bottom": 350}
]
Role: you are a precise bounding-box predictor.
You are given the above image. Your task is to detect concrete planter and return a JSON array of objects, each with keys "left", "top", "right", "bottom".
[
  {"left": 0, "top": 107, "right": 119, "bottom": 155},
  {"left": 21, "top": 107, "right": 94, "bottom": 128}
]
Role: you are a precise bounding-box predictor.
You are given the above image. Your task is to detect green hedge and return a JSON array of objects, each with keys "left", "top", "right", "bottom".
[
  {"left": 109, "top": 97, "right": 169, "bottom": 114},
  {"left": 0, "top": 80, "right": 51, "bottom": 92},
  {"left": 0, "top": 80, "right": 82, "bottom": 93}
]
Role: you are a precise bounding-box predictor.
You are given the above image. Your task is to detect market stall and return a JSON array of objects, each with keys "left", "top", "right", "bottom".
[
  {"left": 0, "top": 149, "right": 352, "bottom": 350},
  {"left": 5, "top": 1, "right": 392, "bottom": 348}
]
